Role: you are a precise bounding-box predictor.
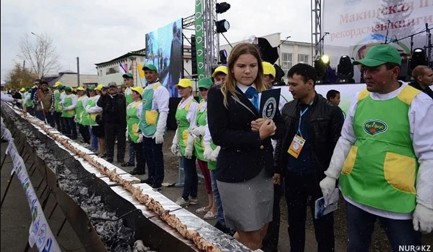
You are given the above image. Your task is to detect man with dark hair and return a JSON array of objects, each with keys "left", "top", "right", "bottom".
[
  {"left": 274, "top": 63, "right": 344, "bottom": 252},
  {"left": 34, "top": 80, "right": 55, "bottom": 126},
  {"left": 326, "top": 89, "right": 341, "bottom": 106},
  {"left": 97, "top": 82, "right": 127, "bottom": 163},
  {"left": 410, "top": 65, "right": 433, "bottom": 99},
  {"left": 320, "top": 44, "right": 433, "bottom": 250}
]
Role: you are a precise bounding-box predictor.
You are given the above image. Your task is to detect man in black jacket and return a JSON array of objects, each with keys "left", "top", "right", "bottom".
[
  {"left": 410, "top": 65, "right": 433, "bottom": 99},
  {"left": 97, "top": 82, "right": 127, "bottom": 163},
  {"left": 274, "top": 63, "right": 344, "bottom": 252}
]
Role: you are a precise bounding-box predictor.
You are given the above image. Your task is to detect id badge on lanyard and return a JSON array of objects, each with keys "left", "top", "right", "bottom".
[{"left": 287, "top": 106, "right": 308, "bottom": 158}]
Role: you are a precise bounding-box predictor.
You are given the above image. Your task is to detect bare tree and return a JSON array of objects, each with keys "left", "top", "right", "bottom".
[{"left": 19, "top": 33, "right": 61, "bottom": 79}]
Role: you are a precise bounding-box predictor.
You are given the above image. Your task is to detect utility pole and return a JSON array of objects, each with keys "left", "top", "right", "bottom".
[{"left": 77, "top": 57, "right": 80, "bottom": 87}]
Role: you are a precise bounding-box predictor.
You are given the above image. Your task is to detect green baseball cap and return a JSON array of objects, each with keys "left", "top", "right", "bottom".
[
  {"left": 197, "top": 77, "right": 213, "bottom": 89},
  {"left": 142, "top": 64, "right": 157, "bottom": 72},
  {"left": 353, "top": 44, "right": 401, "bottom": 67},
  {"left": 122, "top": 73, "right": 133, "bottom": 79}
]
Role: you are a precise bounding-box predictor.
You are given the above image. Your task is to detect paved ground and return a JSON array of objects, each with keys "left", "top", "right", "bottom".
[{"left": 2, "top": 126, "right": 432, "bottom": 252}]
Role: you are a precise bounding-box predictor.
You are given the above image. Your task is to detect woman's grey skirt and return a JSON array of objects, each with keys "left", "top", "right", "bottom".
[{"left": 217, "top": 169, "right": 274, "bottom": 231}]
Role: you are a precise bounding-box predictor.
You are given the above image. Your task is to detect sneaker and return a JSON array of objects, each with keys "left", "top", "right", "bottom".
[
  {"left": 195, "top": 207, "right": 209, "bottom": 214},
  {"left": 203, "top": 211, "right": 217, "bottom": 220},
  {"left": 106, "top": 158, "right": 113, "bottom": 162},
  {"left": 175, "top": 197, "right": 189, "bottom": 207},
  {"left": 189, "top": 197, "right": 198, "bottom": 205}
]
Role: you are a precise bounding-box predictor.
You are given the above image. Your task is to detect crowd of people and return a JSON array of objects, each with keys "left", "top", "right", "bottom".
[{"left": 2, "top": 43, "right": 432, "bottom": 252}]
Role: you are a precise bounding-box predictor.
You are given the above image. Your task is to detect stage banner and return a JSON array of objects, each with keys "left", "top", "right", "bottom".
[
  {"left": 323, "top": 0, "right": 432, "bottom": 69},
  {"left": 195, "top": 0, "right": 206, "bottom": 81},
  {"left": 1, "top": 120, "right": 61, "bottom": 252}
]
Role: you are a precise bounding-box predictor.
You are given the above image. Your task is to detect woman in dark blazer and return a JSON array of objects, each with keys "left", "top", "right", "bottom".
[{"left": 207, "top": 43, "right": 278, "bottom": 250}]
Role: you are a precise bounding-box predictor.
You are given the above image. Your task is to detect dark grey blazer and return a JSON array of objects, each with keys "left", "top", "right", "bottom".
[{"left": 207, "top": 85, "right": 280, "bottom": 183}]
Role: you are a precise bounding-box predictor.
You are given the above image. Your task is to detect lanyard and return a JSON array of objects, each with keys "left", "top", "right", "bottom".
[{"left": 297, "top": 106, "right": 309, "bottom": 137}]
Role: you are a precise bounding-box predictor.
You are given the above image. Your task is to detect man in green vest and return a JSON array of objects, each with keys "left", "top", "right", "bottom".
[
  {"left": 138, "top": 64, "right": 170, "bottom": 190},
  {"left": 122, "top": 72, "right": 136, "bottom": 167},
  {"left": 52, "top": 81, "right": 64, "bottom": 132},
  {"left": 320, "top": 44, "right": 433, "bottom": 250}
]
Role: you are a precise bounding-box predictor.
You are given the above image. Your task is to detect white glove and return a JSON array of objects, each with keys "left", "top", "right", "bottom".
[
  {"left": 413, "top": 204, "right": 433, "bottom": 233},
  {"left": 191, "top": 125, "right": 205, "bottom": 137},
  {"left": 153, "top": 131, "right": 164, "bottom": 144},
  {"left": 170, "top": 143, "right": 180, "bottom": 156},
  {"left": 184, "top": 146, "right": 193, "bottom": 159},
  {"left": 209, "top": 146, "right": 221, "bottom": 162},
  {"left": 137, "top": 133, "right": 143, "bottom": 143},
  {"left": 203, "top": 143, "right": 213, "bottom": 161},
  {"left": 171, "top": 130, "right": 180, "bottom": 156},
  {"left": 125, "top": 129, "right": 129, "bottom": 139},
  {"left": 184, "top": 134, "right": 194, "bottom": 159},
  {"left": 319, "top": 176, "right": 337, "bottom": 204},
  {"left": 133, "top": 240, "right": 148, "bottom": 252},
  {"left": 85, "top": 105, "right": 91, "bottom": 113}
]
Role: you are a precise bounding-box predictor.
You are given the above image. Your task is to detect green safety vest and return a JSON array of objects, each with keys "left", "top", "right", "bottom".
[
  {"left": 81, "top": 98, "right": 97, "bottom": 126},
  {"left": 194, "top": 101, "right": 207, "bottom": 161},
  {"left": 175, "top": 97, "right": 197, "bottom": 156},
  {"left": 125, "top": 87, "right": 133, "bottom": 106},
  {"left": 75, "top": 96, "right": 86, "bottom": 125},
  {"left": 339, "top": 86, "right": 420, "bottom": 213},
  {"left": 61, "top": 95, "right": 75, "bottom": 118},
  {"left": 24, "top": 92, "right": 34, "bottom": 108},
  {"left": 139, "top": 83, "right": 161, "bottom": 137},
  {"left": 127, "top": 100, "right": 142, "bottom": 143},
  {"left": 54, "top": 90, "right": 62, "bottom": 112}
]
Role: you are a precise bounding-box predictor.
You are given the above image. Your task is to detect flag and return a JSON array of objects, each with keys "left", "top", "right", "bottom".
[
  {"left": 119, "top": 62, "right": 129, "bottom": 74},
  {"left": 137, "top": 64, "right": 145, "bottom": 78}
]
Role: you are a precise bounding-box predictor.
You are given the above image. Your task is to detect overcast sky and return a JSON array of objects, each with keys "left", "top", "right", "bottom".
[{"left": 1, "top": 0, "right": 311, "bottom": 83}]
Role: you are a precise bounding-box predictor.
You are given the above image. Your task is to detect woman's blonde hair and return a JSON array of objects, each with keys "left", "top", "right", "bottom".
[{"left": 221, "top": 43, "right": 266, "bottom": 107}]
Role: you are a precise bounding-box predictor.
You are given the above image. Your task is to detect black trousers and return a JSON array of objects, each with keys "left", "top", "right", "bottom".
[
  {"left": 284, "top": 172, "right": 334, "bottom": 252},
  {"left": 78, "top": 124, "right": 90, "bottom": 144},
  {"left": 104, "top": 122, "right": 126, "bottom": 162},
  {"left": 132, "top": 142, "right": 145, "bottom": 173},
  {"left": 262, "top": 183, "right": 282, "bottom": 252}
]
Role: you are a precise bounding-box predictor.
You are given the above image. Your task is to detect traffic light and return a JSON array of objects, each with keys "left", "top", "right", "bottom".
[{"left": 191, "top": 35, "right": 197, "bottom": 76}]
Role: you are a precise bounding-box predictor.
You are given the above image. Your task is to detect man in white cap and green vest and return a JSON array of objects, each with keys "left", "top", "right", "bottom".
[
  {"left": 138, "top": 64, "right": 170, "bottom": 190},
  {"left": 320, "top": 44, "right": 433, "bottom": 251}
]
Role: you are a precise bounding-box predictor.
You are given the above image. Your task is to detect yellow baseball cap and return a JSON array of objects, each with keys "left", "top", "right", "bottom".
[
  {"left": 262, "top": 61, "right": 276, "bottom": 77},
  {"left": 54, "top": 81, "right": 62, "bottom": 88},
  {"left": 76, "top": 86, "right": 86, "bottom": 91},
  {"left": 95, "top": 84, "right": 104, "bottom": 91},
  {"left": 176, "top": 79, "right": 193, "bottom": 88},
  {"left": 212, "top": 66, "right": 228, "bottom": 77},
  {"left": 131, "top": 86, "right": 144, "bottom": 96}
]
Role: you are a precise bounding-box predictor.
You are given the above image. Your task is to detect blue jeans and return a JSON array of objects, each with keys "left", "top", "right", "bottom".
[
  {"left": 89, "top": 127, "right": 98, "bottom": 152},
  {"left": 142, "top": 137, "right": 164, "bottom": 188},
  {"left": 346, "top": 201, "right": 421, "bottom": 252},
  {"left": 181, "top": 156, "right": 197, "bottom": 200},
  {"left": 210, "top": 170, "right": 224, "bottom": 224}
]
